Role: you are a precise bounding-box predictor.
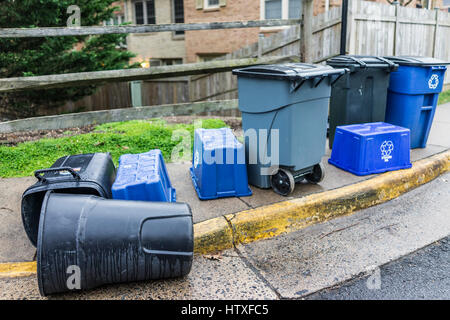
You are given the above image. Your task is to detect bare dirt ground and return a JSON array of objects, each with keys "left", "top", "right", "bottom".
[
  {"left": 0, "top": 116, "right": 242, "bottom": 146},
  {"left": 0, "top": 125, "right": 96, "bottom": 146}
]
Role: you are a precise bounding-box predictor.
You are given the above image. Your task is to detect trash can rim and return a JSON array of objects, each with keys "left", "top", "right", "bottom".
[
  {"left": 383, "top": 56, "right": 450, "bottom": 66},
  {"left": 326, "top": 55, "right": 398, "bottom": 71},
  {"left": 36, "top": 190, "right": 53, "bottom": 296},
  {"left": 21, "top": 180, "right": 107, "bottom": 246},
  {"left": 232, "top": 63, "right": 346, "bottom": 81},
  {"left": 336, "top": 122, "right": 410, "bottom": 136}
]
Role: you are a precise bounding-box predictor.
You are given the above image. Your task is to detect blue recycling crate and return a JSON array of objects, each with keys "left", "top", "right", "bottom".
[
  {"left": 112, "top": 149, "right": 176, "bottom": 202},
  {"left": 328, "top": 122, "right": 412, "bottom": 176},
  {"left": 190, "top": 128, "right": 252, "bottom": 200}
]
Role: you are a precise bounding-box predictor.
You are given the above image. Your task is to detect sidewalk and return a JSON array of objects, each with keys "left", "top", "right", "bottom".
[
  {"left": 1, "top": 170, "right": 448, "bottom": 299},
  {"left": 0, "top": 102, "right": 449, "bottom": 265}
]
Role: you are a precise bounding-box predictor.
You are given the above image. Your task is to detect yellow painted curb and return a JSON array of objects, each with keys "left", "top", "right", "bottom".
[
  {"left": 1, "top": 149, "right": 449, "bottom": 278},
  {"left": 194, "top": 216, "right": 233, "bottom": 254},
  {"left": 0, "top": 261, "right": 37, "bottom": 279},
  {"left": 226, "top": 149, "right": 450, "bottom": 246}
]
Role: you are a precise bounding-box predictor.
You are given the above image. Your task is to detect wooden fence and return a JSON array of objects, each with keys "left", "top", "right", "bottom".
[
  {"left": 348, "top": 1, "right": 450, "bottom": 84},
  {"left": 1, "top": 1, "right": 449, "bottom": 120},
  {"left": 189, "top": 0, "right": 450, "bottom": 103}
]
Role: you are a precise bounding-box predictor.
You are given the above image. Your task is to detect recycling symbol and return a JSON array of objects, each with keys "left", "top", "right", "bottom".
[
  {"left": 380, "top": 141, "right": 394, "bottom": 162},
  {"left": 194, "top": 150, "right": 200, "bottom": 168},
  {"left": 428, "top": 74, "right": 439, "bottom": 90}
]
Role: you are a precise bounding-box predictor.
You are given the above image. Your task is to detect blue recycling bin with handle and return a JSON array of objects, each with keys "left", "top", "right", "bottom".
[{"left": 383, "top": 56, "right": 449, "bottom": 148}]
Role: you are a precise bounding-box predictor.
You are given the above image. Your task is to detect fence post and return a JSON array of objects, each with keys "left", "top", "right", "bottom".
[
  {"left": 340, "top": 0, "right": 349, "bottom": 55},
  {"left": 130, "top": 81, "right": 143, "bottom": 107},
  {"left": 347, "top": 0, "right": 357, "bottom": 55},
  {"left": 432, "top": 9, "right": 439, "bottom": 58},
  {"left": 301, "top": 0, "right": 314, "bottom": 63},
  {"left": 258, "top": 33, "right": 265, "bottom": 58},
  {"left": 393, "top": 2, "right": 400, "bottom": 56}
]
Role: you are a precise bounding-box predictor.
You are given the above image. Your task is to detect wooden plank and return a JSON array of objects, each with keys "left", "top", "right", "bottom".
[
  {"left": 0, "top": 19, "right": 301, "bottom": 38},
  {"left": 394, "top": 3, "right": 400, "bottom": 56},
  {"left": 432, "top": 10, "right": 439, "bottom": 58},
  {"left": 354, "top": 15, "right": 396, "bottom": 23},
  {"left": 301, "top": 0, "right": 314, "bottom": 63},
  {"left": 0, "top": 100, "right": 239, "bottom": 134},
  {"left": 0, "top": 56, "right": 297, "bottom": 93},
  {"left": 313, "top": 18, "right": 341, "bottom": 34}
]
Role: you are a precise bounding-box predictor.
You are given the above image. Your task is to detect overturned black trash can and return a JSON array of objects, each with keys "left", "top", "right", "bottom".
[
  {"left": 37, "top": 192, "right": 194, "bottom": 296},
  {"left": 326, "top": 55, "right": 398, "bottom": 148},
  {"left": 21, "top": 153, "right": 116, "bottom": 246}
]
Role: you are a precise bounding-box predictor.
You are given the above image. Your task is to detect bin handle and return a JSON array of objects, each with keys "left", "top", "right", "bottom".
[
  {"left": 313, "top": 76, "right": 325, "bottom": 88},
  {"left": 290, "top": 79, "right": 306, "bottom": 92},
  {"left": 330, "top": 72, "right": 346, "bottom": 85},
  {"left": 34, "top": 167, "right": 81, "bottom": 182},
  {"left": 348, "top": 56, "right": 367, "bottom": 68},
  {"left": 375, "top": 56, "right": 397, "bottom": 70}
]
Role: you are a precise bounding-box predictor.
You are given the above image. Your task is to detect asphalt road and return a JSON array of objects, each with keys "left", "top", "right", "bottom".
[{"left": 308, "top": 236, "right": 450, "bottom": 300}]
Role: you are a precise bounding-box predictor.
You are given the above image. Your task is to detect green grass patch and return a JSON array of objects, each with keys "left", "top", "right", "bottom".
[
  {"left": 438, "top": 89, "right": 450, "bottom": 105},
  {"left": 0, "top": 118, "right": 227, "bottom": 178}
]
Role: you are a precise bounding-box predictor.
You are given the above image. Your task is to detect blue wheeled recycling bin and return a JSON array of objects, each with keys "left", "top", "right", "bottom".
[
  {"left": 383, "top": 56, "right": 449, "bottom": 148},
  {"left": 190, "top": 128, "right": 252, "bottom": 200},
  {"left": 233, "top": 63, "right": 347, "bottom": 196},
  {"left": 112, "top": 149, "right": 176, "bottom": 202},
  {"left": 328, "top": 122, "right": 412, "bottom": 176}
]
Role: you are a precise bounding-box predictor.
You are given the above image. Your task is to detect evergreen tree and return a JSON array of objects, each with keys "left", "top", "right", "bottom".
[{"left": 0, "top": 0, "right": 138, "bottom": 119}]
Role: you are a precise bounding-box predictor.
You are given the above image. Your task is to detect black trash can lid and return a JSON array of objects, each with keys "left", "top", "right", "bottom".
[
  {"left": 382, "top": 56, "right": 450, "bottom": 66},
  {"left": 327, "top": 55, "right": 398, "bottom": 71},
  {"left": 232, "top": 63, "right": 346, "bottom": 81}
]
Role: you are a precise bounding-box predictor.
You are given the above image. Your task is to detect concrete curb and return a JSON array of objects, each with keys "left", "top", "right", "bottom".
[
  {"left": 0, "top": 261, "right": 36, "bottom": 279},
  {"left": 194, "top": 149, "right": 450, "bottom": 253},
  {"left": 1, "top": 149, "right": 449, "bottom": 278}
]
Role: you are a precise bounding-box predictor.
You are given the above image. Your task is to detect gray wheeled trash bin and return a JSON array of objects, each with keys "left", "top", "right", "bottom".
[
  {"left": 326, "top": 55, "right": 398, "bottom": 148},
  {"left": 232, "top": 63, "right": 346, "bottom": 196}
]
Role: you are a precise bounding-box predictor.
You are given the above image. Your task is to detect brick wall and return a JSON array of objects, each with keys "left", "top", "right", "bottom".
[
  {"left": 125, "top": 0, "right": 186, "bottom": 64},
  {"left": 184, "top": 0, "right": 261, "bottom": 62}
]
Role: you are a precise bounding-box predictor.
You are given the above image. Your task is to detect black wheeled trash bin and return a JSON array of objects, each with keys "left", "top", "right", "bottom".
[{"left": 326, "top": 55, "right": 398, "bottom": 148}]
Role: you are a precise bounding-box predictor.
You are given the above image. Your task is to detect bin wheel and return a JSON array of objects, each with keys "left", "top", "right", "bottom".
[
  {"left": 305, "top": 163, "right": 325, "bottom": 184},
  {"left": 271, "top": 168, "right": 295, "bottom": 196}
]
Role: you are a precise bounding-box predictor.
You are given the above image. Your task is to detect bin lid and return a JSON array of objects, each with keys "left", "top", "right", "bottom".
[
  {"left": 232, "top": 63, "right": 346, "bottom": 81},
  {"left": 326, "top": 55, "right": 398, "bottom": 71},
  {"left": 382, "top": 56, "right": 450, "bottom": 66}
]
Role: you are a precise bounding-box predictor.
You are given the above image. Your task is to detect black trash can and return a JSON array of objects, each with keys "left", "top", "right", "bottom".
[
  {"left": 326, "top": 55, "right": 398, "bottom": 148},
  {"left": 37, "top": 192, "right": 193, "bottom": 296},
  {"left": 22, "top": 153, "right": 116, "bottom": 246}
]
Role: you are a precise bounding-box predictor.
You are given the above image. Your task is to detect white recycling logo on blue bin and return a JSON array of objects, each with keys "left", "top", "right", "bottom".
[
  {"left": 428, "top": 74, "right": 439, "bottom": 90},
  {"left": 380, "top": 141, "right": 394, "bottom": 162},
  {"left": 194, "top": 150, "right": 200, "bottom": 168}
]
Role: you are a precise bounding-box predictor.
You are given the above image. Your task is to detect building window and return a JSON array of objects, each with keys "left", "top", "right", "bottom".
[
  {"left": 104, "top": 14, "right": 125, "bottom": 26},
  {"left": 262, "top": 0, "right": 302, "bottom": 20},
  {"left": 288, "top": 0, "right": 302, "bottom": 19},
  {"left": 134, "top": 1, "right": 156, "bottom": 25},
  {"left": 150, "top": 58, "right": 183, "bottom": 66},
  {"left": 197, "top": 53, "right": 225, "bottom": 62},
  {"left": 265, "top": 0, "right": 282, "bottom": 19},
  {"left": 173, "top": 0, "right": 185, "bottom": 36},
  {"left": 204, "top": 0, "right": 220, "bottom": 9}
]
